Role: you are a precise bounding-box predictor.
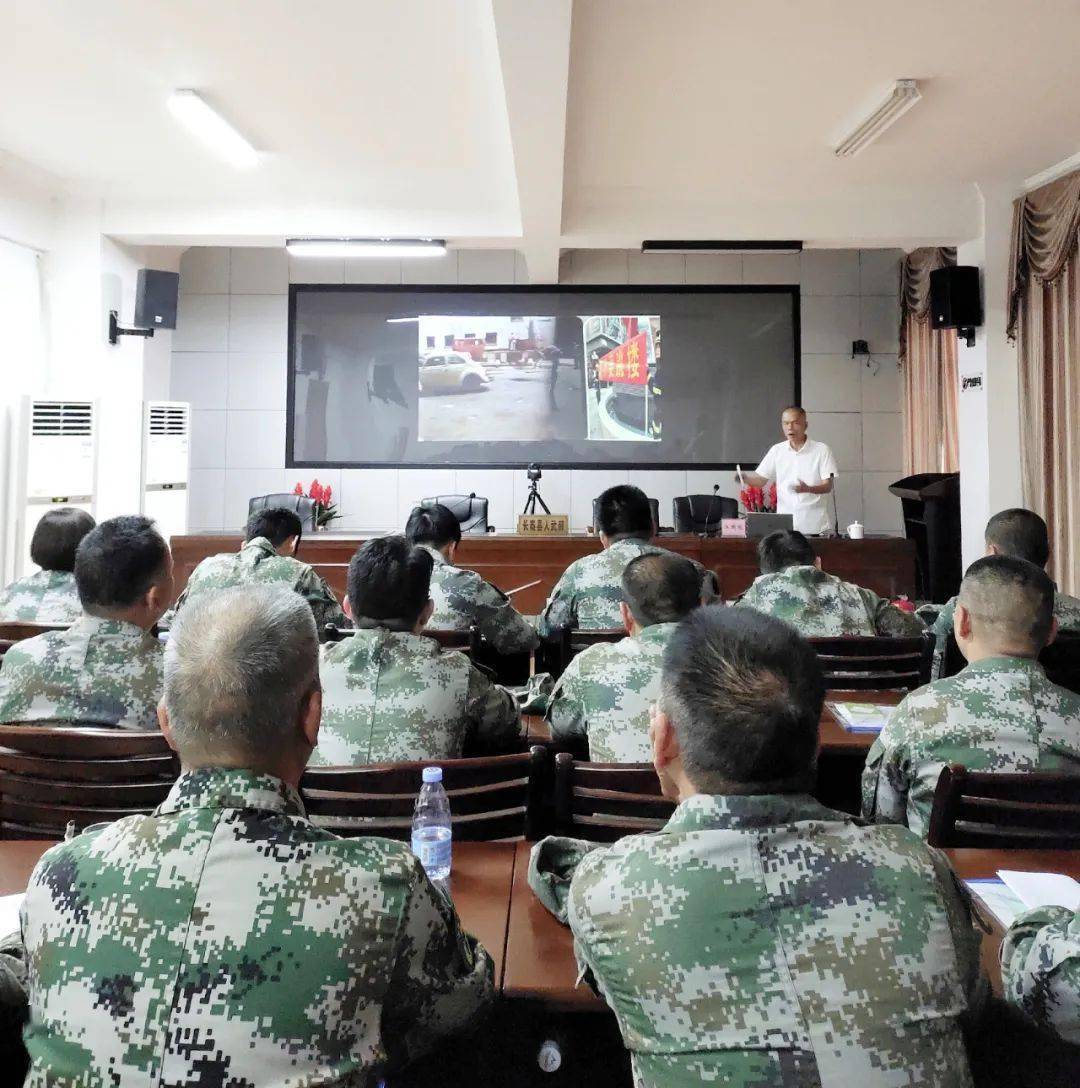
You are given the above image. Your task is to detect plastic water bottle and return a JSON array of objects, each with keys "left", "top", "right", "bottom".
[{"left": 411, "top": 766, "right": 452, "bottom": 882}]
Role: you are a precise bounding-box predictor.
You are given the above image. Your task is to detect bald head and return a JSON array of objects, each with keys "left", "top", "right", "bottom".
[
  {"left": 163, "top": 585, "right": 320, "bottom": 769},
  {"left": 957, "top": 555, "right": 1055, "bottom": 658}
]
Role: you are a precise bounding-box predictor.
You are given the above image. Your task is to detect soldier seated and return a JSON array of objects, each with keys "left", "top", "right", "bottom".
[
  {"left": 530, "top": 606, "right": 981, "bottom": 1086},
  {"left": 738, "top": 528, "right": 924, "bottom": 636},
  {"left": 0, "top": 515, "right": 171, "bottom": 729},
  {"left": 537, "top": 484, "right": 717, "bottom": 636},
  {"left": 169, "top": 506, "right": 346, "bottom": 636},
  {"left": 405, "top": 502, "right": 538, "bottom": 655},
  {"left": 545, "top": 551, "right": 701, "bottom": 761},
  {"left": 863, "top": 555, "right": 1080, "bottom": 836},
  {"left": 19, "top": 584, "right": 493, "bottom": 1085},
  {"left": 0, "top": 506, "right": 95, "bottom": 623},
  {"left": 931, "top": 507, "right": 1080, "bottom": 678},
  {"left": 313, "top": 535, "right": 521, "bottom": 765}
]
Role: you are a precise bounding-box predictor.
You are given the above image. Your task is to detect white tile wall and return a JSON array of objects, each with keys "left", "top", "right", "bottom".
[{"left": 173, "top": 246, "right": 906, "bottom": 534}]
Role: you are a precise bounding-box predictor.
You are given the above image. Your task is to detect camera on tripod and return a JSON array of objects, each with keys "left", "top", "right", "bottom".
[
  {"left": 527, "top": 463, "right": 542, "bottom": 482},
  {"left": 522, "top": 463, "right": 549, "bottom": 515}
]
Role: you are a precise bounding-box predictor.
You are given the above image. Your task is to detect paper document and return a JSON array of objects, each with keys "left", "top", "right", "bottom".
[
  {"left": 0, "top": 893, "right": 24, "bottom": 938},
  {"left": 826, "top": 701, "right": 895, "bottom": 733},
  {"left": 999, "top": 870, "right": 1080, "bottom": 912},
  {"left": 965, "top": 880, "right": 1025, "bottom": 928}
]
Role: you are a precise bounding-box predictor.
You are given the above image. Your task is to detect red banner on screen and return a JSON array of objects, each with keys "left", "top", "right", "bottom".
[{"left": 597, "top": 332, "right": 648, "bottom": 385}]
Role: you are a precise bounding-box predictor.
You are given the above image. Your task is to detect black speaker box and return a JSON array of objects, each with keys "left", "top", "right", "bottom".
[
  {"left": 929, "top": 265, "right": 982, "bottom": 330},
  {"left": 134, "top": 269, "right": 180, "bottom": 330}
]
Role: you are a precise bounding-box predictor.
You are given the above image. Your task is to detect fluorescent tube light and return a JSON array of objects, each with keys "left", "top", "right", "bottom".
[
  {"left": 167, "top": 90, "right": 259, "bottom": 169},
  {"left": 286, "top": 238, "right": 447, "bottom": 259},
  {"left": 642, "top": 240, "right": 802, "bottom": 255},
  {"left": 834, "top": 80, "right": 921, "bottom": 158}
]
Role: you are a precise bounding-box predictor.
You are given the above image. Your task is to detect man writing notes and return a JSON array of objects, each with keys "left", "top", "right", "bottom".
[{"left": 739, "top": 406, "right": 838, "bottom": 535}]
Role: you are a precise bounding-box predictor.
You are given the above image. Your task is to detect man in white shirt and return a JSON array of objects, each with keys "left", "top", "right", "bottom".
[{"left": 739, "top": 406, "right": 838, "bottom": 535}]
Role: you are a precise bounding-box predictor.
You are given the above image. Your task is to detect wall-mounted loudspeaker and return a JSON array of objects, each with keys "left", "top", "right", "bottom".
[
  {"left": 929, "top": 266, "right": 982, "bottom": 346},
  {"left": 134, "top": 269, "right": 180, "bottom": 331}
]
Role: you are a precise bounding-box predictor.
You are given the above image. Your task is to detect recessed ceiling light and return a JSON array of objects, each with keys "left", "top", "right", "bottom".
[
  {"left": 286, "top": 238, "right": 447, "bottom": 259},
  {"left": 167, "top": 90, "right": 259, "bottom": 169},
  {"left": 834, "top": 80, "right": 921, "bottom": 158}
]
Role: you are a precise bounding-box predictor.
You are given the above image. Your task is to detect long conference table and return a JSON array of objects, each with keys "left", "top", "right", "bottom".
[{"left": 170, "top": 533, "right": 917, "bottom": 616}]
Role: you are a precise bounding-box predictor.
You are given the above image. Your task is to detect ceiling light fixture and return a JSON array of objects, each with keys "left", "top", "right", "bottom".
[
  {"left": 286, "top": 238, "right": 447, "bottom": 259},
  {"left": 834, "top": 79, "right": 921, "bottom": 158},
  {"left": 641, "top": 240, "right": 803, "bottom": 255},
  {"left": 167, "top": 90, "right": 259, "bottom": 169}
]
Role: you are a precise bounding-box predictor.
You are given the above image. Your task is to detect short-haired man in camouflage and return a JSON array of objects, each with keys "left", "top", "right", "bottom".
[
  {"left": 537, "top": 484, "right": 717, "bottom": 636},
  {"left": 20, "top": 583, "right": 493, "bottom": 1086},
  {"left": 530, "top": 606, "right": 982, "bottom": 1086},
  {"left": 170, "top": 506, "right": 346, "bottom": 637},
  {"left": 405, "top": 503, "right": 538, "bottom": 655},
  {"left": 313, "top": 536, "right": 521, "bottom": 764},
  {"left": 863, "top": 555, "right": 1080, "bottom": 836},
  {"left": 1002, "top": 905, "right": 1080, "bottom": 1044},
  {"left": 0, "top": 507, "right": 95, "bottom": 623},
  {"left": 0, "top": 516, "right": 171, "bottom": 729},
  {"left": 738, "top": 528, "right": 925, "bottom": 637},
  {"left": 930, "top": 508, "right": 1080, "bottom": 678},
  {"left": 545, "top": 551, "right": 701, "bottom": 761}
]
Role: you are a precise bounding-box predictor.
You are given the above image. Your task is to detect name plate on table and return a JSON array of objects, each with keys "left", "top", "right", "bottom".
[
  {"left": 720, "top": 518, "right": 746, "bottom": 537},
  {"left": 517, "top": 513, "right": 569, "bottom": 535}
]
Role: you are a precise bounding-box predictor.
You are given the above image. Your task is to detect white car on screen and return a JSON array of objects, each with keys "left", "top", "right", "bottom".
[{"left": 418, "top": 351, "right": 492, "bottom": 395}]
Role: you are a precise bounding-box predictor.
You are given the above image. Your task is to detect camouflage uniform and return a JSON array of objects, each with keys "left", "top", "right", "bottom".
[
  {"left": 21, "top": 767, "right": 494, "bottom": 1085},
  {"left": 171, "top": 536, "right": 346, "bottom": 634},
  {"left": 1002, "top": 906, "right": 1080, "bottom": 1044},
  {"left": 529, "top": 793, "right": 981, "bottom": 1087},
  {"left": 537, "top": 538, "right": 717, "bottom": 636},
  {"left": 0, "top": 570, "right": 81, "bottom": 624},
  {"left": 738, "top": 564, "right": 925, "bottom": 638},
  {"left": 420, "top": 544, "right": 538, "bottom": 655},
  {"left": 0, "top": 615, "right": 162, "bottom": 729},
  {"left": 313, "top": 628, "right": 522, "bottom": 764},
  {"left": 862, "top": 656, "right": 1080, "bottom": 837},
  {"left": 545, "top": 622, "right": 675, "bottom": 762},
  {"left": 930, "top": 589, "right": 1080, "bottom": 678}
]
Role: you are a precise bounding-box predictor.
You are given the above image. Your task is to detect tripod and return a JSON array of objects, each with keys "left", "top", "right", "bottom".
[{"left": 522, "top": 479, "right": 550, "bottom": 516}]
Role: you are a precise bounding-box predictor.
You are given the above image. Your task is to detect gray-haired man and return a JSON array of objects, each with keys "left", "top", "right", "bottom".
[{"left": 20, "top": 584, "right": 493, "bottom": 1086}]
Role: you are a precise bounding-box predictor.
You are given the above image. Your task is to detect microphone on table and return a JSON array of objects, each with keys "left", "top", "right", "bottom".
[{"left": 830, "top": 473, "right": 840, "bottom": 536}]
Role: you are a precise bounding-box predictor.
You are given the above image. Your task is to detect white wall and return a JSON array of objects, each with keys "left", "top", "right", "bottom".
[{"left": 172, "top": 246, "right": 906, "bottom": 534}]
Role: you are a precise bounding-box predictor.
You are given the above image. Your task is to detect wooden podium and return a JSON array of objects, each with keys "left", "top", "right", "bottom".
[{"left": 170, "top": 533, "right": 917, "bottom": 614}]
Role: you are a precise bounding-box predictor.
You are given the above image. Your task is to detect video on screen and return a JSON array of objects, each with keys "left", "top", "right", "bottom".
[
  {"left": 582, "top": 315, "right": 661, "bottom": 442},
  {"left": 415, "top": 313, "right": 660, "bottom": 444}
]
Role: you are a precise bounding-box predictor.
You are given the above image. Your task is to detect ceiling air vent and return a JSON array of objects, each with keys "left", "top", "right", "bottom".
[{"left": 30, "top": 401, "right": 93, "bottom": 437}]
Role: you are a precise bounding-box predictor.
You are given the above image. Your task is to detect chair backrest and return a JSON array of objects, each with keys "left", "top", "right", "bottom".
[
  {"left": 421, "top": 494, "right": 489, "bottom": 535},
  {"left": 0, "top": 726, "right": 178, "bottom": 839},
  {"left": 539, "top": 627, "right": 624, "bottom": 679},
  {"left": 808, "top": 634, "right": 932, "bottom": 690},
  {"left": 323, "top": 623, "right": 478, "bottom": 656},
  {"left": 943, "top": 630, "right": 1080, "bottom": 696},
  {"left": 554, "top": 752, "right": 673, "bottom": 842},
  {"left": 300, "top": 746, "right": 546, "bottom": 841},
  {"left": 0, "top": 622, "right": 71, "bottom": 643},
  {"left": 926, "top": 763, "right": 1080, "bottom": 848},
  {"left": 247, "top": 493, "right": 317, "bottom": 530},
  {"left": 591, "top": 495, "right": 661, "bottom": 535},
  {"left": 672, "top": 494, "right": 739, "bottom": 534}
]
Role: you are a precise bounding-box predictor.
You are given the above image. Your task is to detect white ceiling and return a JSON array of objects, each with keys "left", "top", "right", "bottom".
[{"left": 3, "top": 0, "right": 1080, "bottom": 276}]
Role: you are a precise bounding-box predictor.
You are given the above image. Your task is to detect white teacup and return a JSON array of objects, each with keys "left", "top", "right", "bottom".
[{"left": 847, "top": 521, "right": 865, "bottom": 540}]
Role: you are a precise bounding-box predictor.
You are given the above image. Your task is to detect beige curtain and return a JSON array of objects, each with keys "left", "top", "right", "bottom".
[
  {"left": 899, "top": 247, "right": 959, "bottom": 474},
  {"left": 1010, "top": 172, "right": 1080, "bottom": 594}
]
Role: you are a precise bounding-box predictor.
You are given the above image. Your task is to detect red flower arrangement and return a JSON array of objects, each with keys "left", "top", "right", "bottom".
[
  {"left": 293, "top": 479, "right": 340, "bottom": 528},
  {"left": 738, "top": 483, "right": 778, "bottom": 513}
]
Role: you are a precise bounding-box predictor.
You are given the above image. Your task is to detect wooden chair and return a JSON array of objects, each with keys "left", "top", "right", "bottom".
[
  {"left": 300, "top": 747, "right": 547, "bottom": 841},
  {"left": 926, "top": 763, "right": 1080, "bottom": 848},
  {"left": 553, "top": 753, "right": 674, "bottom": 842},
  {"left": 0, "top": 726, "right": 178, "bottom": 839},
  {"left": 942, "top": 629, "right": 1080, "bottom": 695},
  {"left": 809, "top": 634, "right": 932, "bottom": 691},
  {"left": 0, "top": 622, "right": 70, "bottom": 659},
  {"left": 323, "top": 623, "right": 478, "bottom": 655},
  {"left": 539, "top": 627, "right": 625, "bottom": 679}
]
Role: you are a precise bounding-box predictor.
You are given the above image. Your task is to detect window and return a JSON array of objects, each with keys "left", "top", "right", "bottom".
[
  {"left": 426, "top": 336, "right": 436, "bottom": 349},
  {"left": 444, "top": 334, "right": 454, "bottom": 347},
  {"left": 485, "top": 331, "right": 497, "bottom": 344}
]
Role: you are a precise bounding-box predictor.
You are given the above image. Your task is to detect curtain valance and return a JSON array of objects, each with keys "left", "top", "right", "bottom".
[{"left": 898, "top": 247, "right": 955, "bottom": 362}]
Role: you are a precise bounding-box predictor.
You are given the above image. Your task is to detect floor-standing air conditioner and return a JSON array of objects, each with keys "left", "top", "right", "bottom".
[
  {"left": 141, "top": 400, "right": 190, "bottom": 542},
  {"left": 11, "top": 399, "right": 97, "bottom": 578}
]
